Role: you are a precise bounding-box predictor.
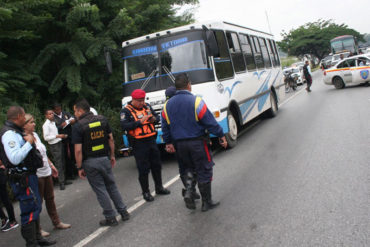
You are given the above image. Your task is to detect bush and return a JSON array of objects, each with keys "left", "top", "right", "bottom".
[{"left": 281, "top": 56, "right": 299, "bottom": 68}]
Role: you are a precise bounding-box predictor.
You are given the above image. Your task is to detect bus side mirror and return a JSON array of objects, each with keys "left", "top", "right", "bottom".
[
  {"left": 205, "top": 30, "right": 219, "bottom": 57},
  {"left": 104, "top": 47, "right": 113, "bottom": 74}
]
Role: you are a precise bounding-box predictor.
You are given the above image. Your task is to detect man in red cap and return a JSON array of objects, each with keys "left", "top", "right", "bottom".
[{"left": 120, "top": 89, "right": 170, "bottom": 201}]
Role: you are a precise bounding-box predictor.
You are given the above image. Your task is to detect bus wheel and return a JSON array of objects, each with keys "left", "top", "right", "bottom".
[
  {"left": 266, "top": 92, "right": 278, "bottom": 118},
  {"left": 333, "top": 77, "right": 345, "bottom": 89},
  {"left": 225, "top": 112, "right": 238, "bottom": 148}
]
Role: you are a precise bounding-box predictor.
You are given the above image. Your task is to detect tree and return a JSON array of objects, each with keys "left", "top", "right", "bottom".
[
  {"left": 31, "top": 0, "right": 198, "bottom": 107},
  {"left": 278, "top": 19, "right": 364, "bottom": 61},
  {"left": 0, "top": 0, "right": 57, "bottom": 106}
]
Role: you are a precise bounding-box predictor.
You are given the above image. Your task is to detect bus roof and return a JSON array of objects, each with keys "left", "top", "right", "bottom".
[
  {"left": 330, "top": 35, "right": 354, "bottom": 42},
  {"left": 122, "top": 21, "right": 274, "bottom": 48}
]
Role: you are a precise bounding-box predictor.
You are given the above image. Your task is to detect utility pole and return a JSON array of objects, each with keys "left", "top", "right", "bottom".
[{"left": 265, "top": 10, "right": 272, "bottom": 34}]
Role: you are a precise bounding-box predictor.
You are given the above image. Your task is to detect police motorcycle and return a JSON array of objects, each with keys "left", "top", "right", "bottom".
[{"left": 284, "top": 70, "right": 298, "bottom": 93}]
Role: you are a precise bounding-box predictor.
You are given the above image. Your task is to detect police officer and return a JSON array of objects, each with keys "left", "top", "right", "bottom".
[
  {"left": 120, "top": 89, "right": 170, "bottom": 202},
  {"left": 72, "top": 100, "right": 130, "bottom": 226},
  {"left": 0, "top": 106, "right": 56, "bottom": 246},
  {"left": 161, "top": 74, "right": 227, "bottom": 212},
  {"left": 164, "top": 86, "right": 200, "bottom": 200}
]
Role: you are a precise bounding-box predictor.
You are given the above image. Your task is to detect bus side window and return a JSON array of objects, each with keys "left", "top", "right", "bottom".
[
  {"left": 213, "top": 30, "right": 234, "bottom": 80},
  {"left": 267, "top": 39, "right": 278, "bottom": 67},
  {"left": 252, "top": 36, "right": 264, "bottom": 69},
  {"left": 272, "top": 40, "right": 281, "bottom": 66},
  {"left": 226, "top": 31, "right": 246, "bottom": 73},
  {"left": 239, "top": 34, "right": 257, "bottom": 71},
  {"left": 259, "top": 37, "right": 272, "bottom": 68}
]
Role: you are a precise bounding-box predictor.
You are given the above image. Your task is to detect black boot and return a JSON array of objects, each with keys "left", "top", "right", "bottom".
[
  {"left": 198, "top": 182, "right": 220, "bottom": 212},
  {"left": 152, "top": 170, "right": 170, "bottom": 195},
  {"left": 139, "top": 174, "right": 154, "bottom": 202},
  {"left": 183, "top": 172, "right": 196, "bottom": 210},
  {"left": 180, "top": 175, "right": 200, "bottom": 200},
  {"left": 21, "top": 221, "right": 39, "bottom": 247},
  {"left": 35, "top": 219, "right": 56, "bottom": 246}
]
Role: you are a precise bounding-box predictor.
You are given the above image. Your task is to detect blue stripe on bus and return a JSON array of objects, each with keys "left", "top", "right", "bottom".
[
  {"left": 122, "top": 40, "right": 205, "bottom": 59},
  {"left": 214, "top": 59, "right": 231, "bottom": 63},
  {"left": 224, "top": 81, "right": 242, "bottom": 97},
  {"left": 123, "top": 52, "right": 157, "bottom": 59},
  {"left": 122, "top": 68, "right": 213, "bottom": 85},
  {"left": 241, "top": 72, "right": 272, "bottom": 121}
]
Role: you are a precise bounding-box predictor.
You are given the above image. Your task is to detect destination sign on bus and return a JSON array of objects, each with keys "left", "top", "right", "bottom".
[
  {"left": 161, "top": 37, "right": 188, "bottom": 50},
  {"left": 132, "top": 46, "right": 157, "bottom": 56}
]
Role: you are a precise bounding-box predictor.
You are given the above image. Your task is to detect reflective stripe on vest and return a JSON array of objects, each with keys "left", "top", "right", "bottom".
[
  {"left": 92, "top": 144, "right": 104, "bottom": 151},
  {"left": 194, "top": 96, "right": 202, "bottom": 122},
  {"left": 163, "top": 96, "right": 205, "bottom": 125},
  {"left": 79, "top": 114, "right": 109, "bottom": 158},
  {"left": 125, "top": 104, "right": 156, "bottom": 139},
  {"left": 163, "top": 101, "right": 170, "bottom": 124}
]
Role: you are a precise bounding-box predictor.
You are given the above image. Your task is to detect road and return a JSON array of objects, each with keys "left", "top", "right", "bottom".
[{"left": 3, "top": 70, "right": 370, "bottom": 247}]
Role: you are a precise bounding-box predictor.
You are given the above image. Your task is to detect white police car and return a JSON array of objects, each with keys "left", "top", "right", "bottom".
[{"left": 323, "top": 55, "right": 370, "bottom": 89}]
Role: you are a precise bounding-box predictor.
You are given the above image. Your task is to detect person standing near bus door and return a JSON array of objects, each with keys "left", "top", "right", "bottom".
[
  {"left": 164, "top": 86, "right": 200, "bottom": 201},
  {"left": 161, "top": 73, "right": 227, "bottom": 212},
  {"left": 303, "top": 60, "right": 312, "bottom": 92},
  {"left": 120, "top": 89, "right": 170, "bottom": 202}
]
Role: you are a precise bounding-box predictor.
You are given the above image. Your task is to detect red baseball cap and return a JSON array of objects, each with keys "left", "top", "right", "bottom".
[{"left": 131, "top": 89, "right": 146, "bottom": 99}]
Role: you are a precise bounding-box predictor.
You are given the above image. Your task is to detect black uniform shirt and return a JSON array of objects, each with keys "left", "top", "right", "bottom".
[{"left": 71, "top": 115, "right": 112, "bottom": 145}]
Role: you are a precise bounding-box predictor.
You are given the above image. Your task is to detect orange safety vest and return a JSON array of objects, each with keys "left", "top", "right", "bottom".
[{"left": 125, "top": 104, "right": 156, "bottom": 139}]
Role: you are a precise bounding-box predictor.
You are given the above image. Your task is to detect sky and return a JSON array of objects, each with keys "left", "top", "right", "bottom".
[{"left": 181, "top": 0, "right": 370, "bottom": 41}]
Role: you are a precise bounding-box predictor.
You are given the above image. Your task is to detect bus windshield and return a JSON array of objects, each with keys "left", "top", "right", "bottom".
[
  {"left": 330, "top": 36, "right": 356, "bottom": 54},
  {"left": 160, "top": 39, "right": 207, "bottom": 74},
  {"left": 122, "top": 30, "right": 214, "bottom": 96}
]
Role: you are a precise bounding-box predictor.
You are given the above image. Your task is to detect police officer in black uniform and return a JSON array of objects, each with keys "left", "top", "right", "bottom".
[
  {"left": 0, "top": 106, "right": 56, "bottom": 246},
  {"left": 120, "top": 89, "right": 170, "bottom": 202},
  {"left": 72, "top": 100, "right": 130, "bottom": 226}
]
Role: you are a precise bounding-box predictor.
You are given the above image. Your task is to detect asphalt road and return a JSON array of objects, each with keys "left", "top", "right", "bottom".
[{"left": 3, "top": 70, "right": 370, "bottom": 247}]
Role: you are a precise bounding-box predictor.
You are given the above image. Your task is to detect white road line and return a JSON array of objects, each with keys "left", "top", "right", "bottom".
[
  {"left": 279, "top": 87, "right": 306, "bottom": 107},
  {"left": 74, "top": 87, "right": 305, "bottom": 247},
  {"left": 73, "top": 175, "right": 180, "bottom": 247},
  {"left": 56, "top": 204, "right": 65, "bottom": 210}
]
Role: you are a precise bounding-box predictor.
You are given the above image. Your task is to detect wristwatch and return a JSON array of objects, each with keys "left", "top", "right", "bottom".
[{"left": 77, "top": 166, "right": 83, "bottom": 170}]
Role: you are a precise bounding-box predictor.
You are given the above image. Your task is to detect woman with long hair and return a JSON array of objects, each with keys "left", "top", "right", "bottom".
[{"left": 24, "top": 113, "right": 71, "bottom": 237}]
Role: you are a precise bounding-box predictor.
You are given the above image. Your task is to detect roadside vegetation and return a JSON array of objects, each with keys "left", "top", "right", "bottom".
[
  {"left": 278, "top": 19, "right": 364, "bottom": 62},
  {"left": 0, "top": 0, "right": 198, "bottom": 150}
]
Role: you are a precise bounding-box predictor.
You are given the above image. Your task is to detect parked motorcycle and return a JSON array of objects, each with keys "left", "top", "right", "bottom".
[{"left": 284, "top": 71, "right": 298, "bottom": 92}]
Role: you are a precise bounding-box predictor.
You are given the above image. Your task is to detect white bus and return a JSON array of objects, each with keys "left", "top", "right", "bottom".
[{"left": 119, "top": 21, "right": 285, "bottom": 148}]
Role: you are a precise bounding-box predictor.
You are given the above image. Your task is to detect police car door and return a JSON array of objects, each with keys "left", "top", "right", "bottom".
[
  {"left": 353, "top": 57, "right": 370, "bottom": 83},
  {"left": 341, "top": 59, "right": 355, "bottom": 84}
]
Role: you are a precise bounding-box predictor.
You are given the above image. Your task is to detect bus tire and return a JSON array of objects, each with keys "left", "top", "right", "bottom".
[
  {"left": 225, "top": 111, "right": 238, "bottom": 148},
  {"left": 266, "top": 91, "right": 278, "bottom": 118},
  {"left": 333, "top": 76, "right": 345, "bottom": 89}
]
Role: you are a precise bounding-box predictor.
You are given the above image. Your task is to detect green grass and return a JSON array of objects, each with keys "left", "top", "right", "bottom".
[{"left": 281, "top": 56, "right": 299, "bottom": 68}]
